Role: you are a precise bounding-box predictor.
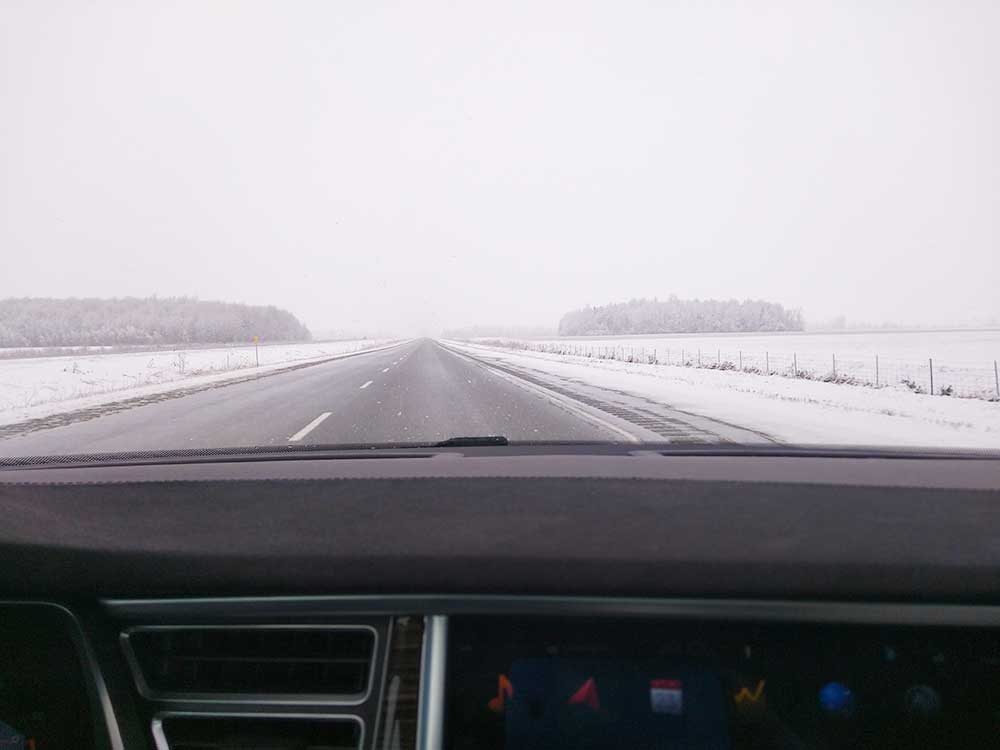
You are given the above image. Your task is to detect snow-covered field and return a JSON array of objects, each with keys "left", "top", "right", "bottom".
[
  {"left": 484, "top": 329, "right": 1000, "bottom": 400},
  {"left": 0, "top": 339, "right": 397, "bottom": 422},
  {"left": 449, "top": 340, "right": 1000, "bottom": 448}
]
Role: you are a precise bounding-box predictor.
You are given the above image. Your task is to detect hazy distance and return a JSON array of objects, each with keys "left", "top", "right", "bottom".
[{"left": 2, "top": 1, "right": 998, "bottom": 337}]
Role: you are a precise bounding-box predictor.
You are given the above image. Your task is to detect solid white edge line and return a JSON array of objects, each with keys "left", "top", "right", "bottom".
[
  {"left": 441, "top": 343, "right": 642, "bottom": 443},
  {"left": 360, "top": 380, "right": 373, "bottom": 389},
  {"left": 288, "top": 412, "right": 332, "bottom": 442}
]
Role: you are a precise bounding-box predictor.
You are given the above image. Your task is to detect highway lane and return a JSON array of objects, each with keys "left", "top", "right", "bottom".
[{"left": 0, "top": 339, "right": 622, "bottom": 456}]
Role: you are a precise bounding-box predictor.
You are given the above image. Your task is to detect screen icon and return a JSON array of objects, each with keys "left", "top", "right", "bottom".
[
  {"left": 904, "top": 684, "right": 941, "bottom": 717},
  {"left": 734, "top": 679, "right": 766, "bottom": 708},
  {"left": 819, "top": 682, "right": 855, "bottom": 717},
  {"left": 650, "top": 678, "right": 684, "bottom": 715},
  {"left": 487, "top": 674, "right": 513, "bottom": 713},
  {"left": 567, "top": 677, "right": 601, "bottom": 711}
]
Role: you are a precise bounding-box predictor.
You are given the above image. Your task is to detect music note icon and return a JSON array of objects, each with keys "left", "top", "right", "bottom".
[{"left": 487, "top": 674, "right": 514, "bottom": 713}]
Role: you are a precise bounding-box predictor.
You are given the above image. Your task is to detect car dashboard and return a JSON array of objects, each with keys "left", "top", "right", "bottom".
[{"left": 0, "top": 445, "right": 998, "bottom": 749}]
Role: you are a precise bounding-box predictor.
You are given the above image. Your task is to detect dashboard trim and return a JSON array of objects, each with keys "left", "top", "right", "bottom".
[
  {"left": 1, "top": 601, "right": 124, "bottom": 750},
  {"left": 416, "top": 616, "right": 447, "bottom": 750},
  {"left": 369, "top": 616, "right": 395, "bottom": 750},
  {"left": 120, "top": 623, "right": 380, "bottom": 706},
  {"left": 150, "top": 711, "right": 365, "bottom": 750},
  {"left": 104, "top": 595, "right": 1000, "bottom": 626}
]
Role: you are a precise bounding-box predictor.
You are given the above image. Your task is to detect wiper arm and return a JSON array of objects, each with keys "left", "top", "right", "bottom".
[{"left": 435, "top": 436, "right": 509, "bottom": 447}]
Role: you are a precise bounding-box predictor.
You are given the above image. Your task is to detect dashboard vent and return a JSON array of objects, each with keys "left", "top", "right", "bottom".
[
  {"left": 155, "top": 715, "right": 362, "bottom": 750},
  {"left": 124, "top": 626, "right": 376, "bottom": 700}
]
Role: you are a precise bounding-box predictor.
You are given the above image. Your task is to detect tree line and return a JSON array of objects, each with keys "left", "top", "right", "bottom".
[
  {"left": 558, "top": 297, "right": 804, "bottom": 336},
  {"left": 0, "top": 297, "right": 311, "bottom": 347},
  {"left": 443, "top": 324, "right": 557, "bottom": 339}
]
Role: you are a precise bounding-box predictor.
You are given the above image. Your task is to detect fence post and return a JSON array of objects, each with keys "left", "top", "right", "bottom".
[
  {"left": 681, "top": 349, "right": 685, "bottom": 365},
  {"left": 875, "top": 355, "right": 879, "bottom": 387},
  {"left": 739, "top": 350, "right": 742, "bottom": 371},
  {"left": 929, "top": 358, "right": 934, "bottom": 395},
  {"left": 832, "top": 354, "right": 837, "bottom": 378},
  {"left": 765, "top": 351, "right": 769, "bottom": 373},
  {"left": 698, "top": 349, "right": 702, "bottom": 366},
  {"left": 995, "top": 360, "right": 999, "bottom": 399},
  {"left": 717, "top": 349, "right": 721, "bottom": 365},
  {"left": 793, "top": 353, "right": 798, "bottom": 378}
]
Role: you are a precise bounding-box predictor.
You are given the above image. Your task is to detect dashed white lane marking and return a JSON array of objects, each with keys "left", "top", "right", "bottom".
[
  {"left": 360, "top": 380, "right": 373, "bottom": 389},
  {"left": 382, "top": 368, "right": 390, "bottom": 373},
  {"left": 288, "top": 412, "right": 332, "bottom": 442}
]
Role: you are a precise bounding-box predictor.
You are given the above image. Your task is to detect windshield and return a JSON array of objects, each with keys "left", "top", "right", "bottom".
[{"left": 1, "top": 2, "right": 998, "bottom": 457}]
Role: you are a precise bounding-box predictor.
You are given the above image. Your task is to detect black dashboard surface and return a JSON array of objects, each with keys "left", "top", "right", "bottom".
[{"left": 0, "top": 450, "right": 998, "bottom": 601}]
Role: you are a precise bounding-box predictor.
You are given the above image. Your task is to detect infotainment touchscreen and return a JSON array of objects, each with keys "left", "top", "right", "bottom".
[{"left": 445, "top": 616, "right": 1000, "bottom": 750}]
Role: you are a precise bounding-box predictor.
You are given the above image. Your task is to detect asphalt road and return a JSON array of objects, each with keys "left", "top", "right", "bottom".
[
  {"left": 0, "top": 339, "right": 773, "bottom": 457},
  {"left": 0, "top": 339, "right": 632, "bottom": 456}
]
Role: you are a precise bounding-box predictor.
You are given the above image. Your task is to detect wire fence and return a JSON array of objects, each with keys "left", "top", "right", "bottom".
[{"left": 475, "top": 339, "right": 1000, "bottom": 402}]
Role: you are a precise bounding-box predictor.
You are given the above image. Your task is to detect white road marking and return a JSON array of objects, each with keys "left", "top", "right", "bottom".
[
  {"left": 288, "top": 412, "right": 332, "bottom": 442},
  {"left": 382, "top": 368, "right": 390, "bottom": 373},
  {"left": 360, "top": 380, "right": 373, "bottom": 389},
  {"left": 441, "top": 344, "right": 642, "bottom": 443}
]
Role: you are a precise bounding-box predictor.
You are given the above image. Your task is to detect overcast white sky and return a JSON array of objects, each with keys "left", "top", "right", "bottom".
[{"left": 2, "top": 1, "right": 997, "bottom": 335}]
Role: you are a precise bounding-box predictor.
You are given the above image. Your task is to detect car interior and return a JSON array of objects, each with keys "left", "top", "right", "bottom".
[{"left": 1, "top": 443, "right": 998, "bottom": 750}]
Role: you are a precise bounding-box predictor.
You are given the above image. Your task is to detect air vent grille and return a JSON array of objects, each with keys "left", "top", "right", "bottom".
[
  {"left": 156, "top": 715, "right": 362, "bottom": 750},
  {"left": 126, "top": 627, "right": 376, "bottom": 699}
]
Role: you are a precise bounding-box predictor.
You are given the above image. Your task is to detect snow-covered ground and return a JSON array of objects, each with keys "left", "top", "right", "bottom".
[
  {"left": 0, "top": 339, "right": 398, "bottom": 425},
  {"left": 510, "top": 329, "right": 1000, "bottom": 399},
  {"left": 448, "top": 341, "right": 1000, "bottom": 448}
]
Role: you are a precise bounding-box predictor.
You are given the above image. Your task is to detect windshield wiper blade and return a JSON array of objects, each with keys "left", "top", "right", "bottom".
[{"left": 435, "top": 436, "right": 509, "bottom": 447}]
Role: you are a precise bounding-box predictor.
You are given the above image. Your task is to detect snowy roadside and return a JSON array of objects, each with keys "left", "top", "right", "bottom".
[
  {"left": 447, "top": 341, "right": 1000, "bottom": 448},
  {"left": 0, "top": 339, "right": 401, "bottom": 428}
]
